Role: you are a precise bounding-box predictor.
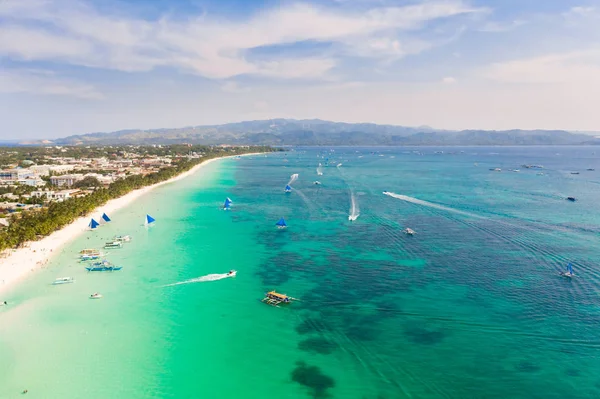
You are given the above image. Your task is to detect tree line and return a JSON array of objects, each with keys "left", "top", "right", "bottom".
[{"left": 0, "top": 146, "right": 274, "bottom": 252}]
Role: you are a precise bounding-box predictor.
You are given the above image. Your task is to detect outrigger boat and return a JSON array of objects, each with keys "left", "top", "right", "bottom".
[
  {"left": 52, "top": 277, "right": 74, "bottom": 285},
  {"left": 404, "top": 228, "right": 415, "bottom": 236},
  {"left": 80, "top": 249, "right": 101, "bottom": 256},
  {"left": 113, "top": 235, "right": 131, "bottom": 243},
  {"left": 85, "top": 260, "right": 122, "bottom": 272},
  {"left": 80, "top": 253, "right": 103, "bottom": 261},
  {"left": 104, "top": 241, "right": 123, "bottom": 249},
  {"left": 262, "top": 291, "right": 298, "bottom": 306}
]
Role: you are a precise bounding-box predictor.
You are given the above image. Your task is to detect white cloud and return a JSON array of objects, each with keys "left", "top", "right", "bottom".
[
  {"left": 442, "top": 76, "right": 457, "bottom": 84},
  {"left": 0, "top": 69, "right": 104, "bottom": 99},
  {"left": 221, "top": 81, "right": 248, "bottom": 93},
  {"left": 483, "top": 50, "right": 600, "bottom": 85},
  {"left": 478, "top": 20, "right": 526, "bottom": 32},
  {"left": 0, "top": 0, "right": 484, "bottom": 80}
]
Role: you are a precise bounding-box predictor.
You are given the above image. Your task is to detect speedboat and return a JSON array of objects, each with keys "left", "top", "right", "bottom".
[
  {"left": 404, "top": 228, "right": 415, "bottom": 236},
  {"left": 567, "top": 197, "right": 577, "bottom": 202},
  {"left": 85, "top": 261, "right": 122, "bottom": 272},
  {"left": 227, "top": 270, "right": 237, "bottom": 277},
  {"left": 104, "top": 241, "right": 123, "bottom": 249},
  {"left": 314, "top": 181, "right": 321, "bottom": 185},
  {"left": 90, "top": 293, "right": 103, "bottom": 299},
  {"left": 52, "top": 277, "right": 75, "bottom": 285},
  {"left": 114, "top": 235, "right": 131, "bottom": 243}
]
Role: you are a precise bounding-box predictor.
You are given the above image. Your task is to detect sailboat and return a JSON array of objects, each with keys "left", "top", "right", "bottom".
[
  {"left": 145, "top": 214, "right": 156, "bottom": 226},
  {"left": 88, "top": 218, "right": 100, "bottom": 229},
  {"left": 560, "top": 263, "right": 575, "bottom": 278},
  {"left": 285, "top": 185, "right": 292, "bottom": 193},
  {"left": 101, "top": 213, "right": 111, "bottom": 223},
  {"left": 223, "top": 197, "right": 232, "bottom": 210},
  {"left": 276, "top": 218, "right": 287, "bottom": 229}
]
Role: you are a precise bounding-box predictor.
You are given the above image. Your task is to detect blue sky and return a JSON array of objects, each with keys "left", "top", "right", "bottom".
[{"left": 1, "top": 0, "right": 599, "bottom": 139}]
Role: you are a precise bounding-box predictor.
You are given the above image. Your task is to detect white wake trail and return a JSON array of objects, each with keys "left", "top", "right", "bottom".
[
  {"left": 287, "top": 173, "right": 299, "bottom": 186},
  {"left": 163, "top": 273, "right": 233, "bottom": 287},
  {"left": 349, "top": 190, "right": 360, "bottom": 221},
  {"left": 383, "top": 192, "right": 482, "bottom": 219}
]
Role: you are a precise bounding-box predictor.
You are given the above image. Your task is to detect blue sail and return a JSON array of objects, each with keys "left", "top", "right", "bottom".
[
  {"left": 568, "top": 263, "right": 574, "bottom": 274},
  {"left": 88, "top": 218, "right": 100, "bottom": 229},
  {"left": 146, "top": 214, "right": 156, "bottom": 224},
  {"left": 285, "top": 185, "right": 292, "bottom": 192},
  {"left": 101, "top": 213, "right": 111, "bottom": 222},
  {"left": 224, "top": 198, "right": 232, "bottom": 209},
  {"left": 276, "top": 217, "right": 287, "bottom": 227}
]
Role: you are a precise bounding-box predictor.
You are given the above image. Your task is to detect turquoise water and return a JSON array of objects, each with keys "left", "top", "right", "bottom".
[{"left": 2, "top": 147, "right": 600, "bottom": 398}]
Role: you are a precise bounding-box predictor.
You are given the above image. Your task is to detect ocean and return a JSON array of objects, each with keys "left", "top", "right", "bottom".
[{"left": 1, "top": 146, "right": 600, "bottom": 398}]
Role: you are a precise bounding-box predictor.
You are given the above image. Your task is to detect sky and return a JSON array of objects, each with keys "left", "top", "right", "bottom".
[{"left": 1, "top": 0, "right": 599, "bottom": 139}]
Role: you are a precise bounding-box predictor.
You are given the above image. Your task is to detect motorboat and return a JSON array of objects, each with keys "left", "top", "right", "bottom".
[
  {"left": 587, "top": 168, "right": 595, "bottom": 171},
  {"left": 85, "top": 261, "right": 122, "bottom": 272},
  {"left": 113, "top": 235, "right": 131, "bottom": 243},
  {"left": 80, "top": 254, "right": 102, "bottom": 261},
  {"left": 227, "top": 270, "right": 237, "bottom": 277},
  {"left": 90, "top": 293, "right": 103, "bottom": 299},
  {"left": 404, "top": 228, "right": 415, "bottom": 236},
  {"left": 314, "top": 181, "right": 321, "bottom": 185},
  {"left": 489, "top": 168, "right": 501, "bottom": 172},
  {"left": 52, "top": 277, "right": 75, "bottom": 285},
  {"left": 567, "top": 197, "right": 577, "bottom": 202},
  {"left": 104, "top": 241, "right": 123, "bottom": 249},
  {"left": 571, "top": 172, "right": 580, "bottom": 175}
]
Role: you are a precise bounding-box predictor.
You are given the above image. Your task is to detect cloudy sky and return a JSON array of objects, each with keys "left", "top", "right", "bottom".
[{"left": 1, "top": 0, "right": 599, "bottom": 139}]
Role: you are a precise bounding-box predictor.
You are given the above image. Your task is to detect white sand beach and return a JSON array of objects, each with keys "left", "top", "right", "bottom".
[{"left": 0, "top": 154, "right": 258, "bottom": 295}]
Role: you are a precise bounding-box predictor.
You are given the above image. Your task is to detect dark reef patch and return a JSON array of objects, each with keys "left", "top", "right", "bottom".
[
  {"left": 515, "top": 360, "right": 541, "bottom": 373},
  {"left": 403, "top": 325, "right": 446, "bottom": 345},
  {"left": 291, "top": 361, "right": 335, "bottom": 398},
  {"left": 298, "top": 337, "right": 338, "bottom": 355}
]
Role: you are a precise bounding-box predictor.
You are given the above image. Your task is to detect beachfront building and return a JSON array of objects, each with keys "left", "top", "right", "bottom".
[
  {"left": 0, "top": 168, "right": 34, "bottom": 181},
  {"left": 51, "top": 189, "right": 80, "bottom": 201},
  {"left": 50, "top": 174, "right": 84, "bottom": 187}
]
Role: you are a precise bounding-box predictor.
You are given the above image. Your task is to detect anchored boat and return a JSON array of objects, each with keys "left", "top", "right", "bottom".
[
  {"left": 80, "top": 254, "right": 102, "bottom": 261},
  {"left": 113, "top": 235, "right": 131, "bottom": 243},
  {"left": 90, "top": 293, "right": 103, "bottom": 299},
  {"left": 404, "top": 228, "right": 415, "bottom": 236},
  {"left": 85, "top": 261, "right": 122, "bottom": 272},
  {"left": 262, "top": 291, "right": 298, "bottom": 306},
  {"left": 52, "top": 277, "right": 74, "bottom": 285},
  {"left": 80, "top": 249, "right": 101, "bottom": 256},
  {"left": 104, "top": 241, "right": 123, "bottom": 249}
]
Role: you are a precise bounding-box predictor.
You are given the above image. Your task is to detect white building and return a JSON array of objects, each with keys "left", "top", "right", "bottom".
[
  {"left": 0, "top": 168, "right": 34, "bottom": 181},
  {"left": 50, "top": 174, "right": 84, "bottom": 187},
  {"left": 17, "top": 178, "right": 45, "bottom": 187}
]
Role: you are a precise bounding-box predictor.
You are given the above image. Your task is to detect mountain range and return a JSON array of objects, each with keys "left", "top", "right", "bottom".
[{"left": 21, "top": 119, "right": 600, "bottom": 146}]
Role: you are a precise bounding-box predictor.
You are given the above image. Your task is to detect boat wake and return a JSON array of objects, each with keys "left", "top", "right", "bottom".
[
  {"left": 383, "top": 192, "right": 482, "bottom": 219},
  {"left": 163, "top": 273, "right": 234, "bottom": 287},
  {"left": 287, "top": 173, "right": 299, "bottom": 186},
  {"left": 349, "top": 190, "right": 360, "bottom": 221}
]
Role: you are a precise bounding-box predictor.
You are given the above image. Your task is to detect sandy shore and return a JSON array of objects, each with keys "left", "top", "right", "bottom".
[{"left": 0, "top": 153, "right": 260, "bottom": 295}]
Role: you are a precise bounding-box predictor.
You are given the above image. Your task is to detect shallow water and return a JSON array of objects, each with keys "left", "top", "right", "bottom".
[{"left": 1, "top": 147, "right": 600, "bottom": 398}]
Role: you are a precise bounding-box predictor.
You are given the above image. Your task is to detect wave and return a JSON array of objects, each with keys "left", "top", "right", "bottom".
[
  {"left": 383, "top": 192, "right": 482, "bottom": 219},
  {"left": 163, "top": 273, "right": 234, "bottom": 287}
]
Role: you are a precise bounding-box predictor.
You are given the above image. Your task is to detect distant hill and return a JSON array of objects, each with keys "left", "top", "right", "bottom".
[{"left": 33, "top": 119, "right": 600, "bottom": 146}]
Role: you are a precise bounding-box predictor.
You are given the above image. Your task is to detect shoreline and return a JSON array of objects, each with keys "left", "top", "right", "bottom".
[{"left": 0, "top": 153, "right": 260, "bottom": 295}]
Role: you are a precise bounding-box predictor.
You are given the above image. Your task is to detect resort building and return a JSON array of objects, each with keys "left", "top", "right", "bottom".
[
  {"left": 0, "top": 168, "right": 34, "bottom": 181},
  {"left": 17, "top": 178, "right": 45, "bottom": 187},
  {"left": 50, "top": 174, "right": 84, "bottom": 187}
]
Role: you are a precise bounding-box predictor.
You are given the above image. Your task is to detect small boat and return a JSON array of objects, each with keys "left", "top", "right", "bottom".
[
  {"left": 114, "top": 235, "right": 131, "bottom": 243},
  {"left": 85, "top": 261, "right": 122, "bottom": 272},
  {"left": 223, "top": 197, "right": 232, "bottom": 210},
  {"left": 560, "top": 263, "right": 575, "bottom": 278},
  {"left": 276, "top": 217, "right": 287, "bottom": 229},
  {"left": 285, "top": 185, "right": 292, "bottom": 193},
  {"left": 145, "top": 214, "right": 156, "bottom": 225},
  {"left": 90, "top": 292, "right": 103, "bottom": 299},
  {"left": 104, "top": 241, "right": 123, "bottom": 249},
  {"left": 79, "top": 249, "right": 101, "bottom": 256},
  {"left": 52, "top": 277, "right": 74, "bottom": 285},
  {"left": 489, "top": 168, "right": 501, "bottom": 172},
  {"left": 537, "top": 172, "right": 544, "bottom": 176},
  {"left": 510, "top": 169, "right": 520, "bottom": 173},
  {"left": 314, "top": 181, "right": 321, "bottom": 185},
  {"left": 567, "top": 197, "right": 577, "bottom": 202},
  {"left": 404, "top": 228, "right": 415, "bottom": 236},
  {"left": 80, "top": 254, "right": 102, "bottom": 261},
  {"left": 262, "top": 290, "right": 298, "bottom": 306},
  {"left": 101, "top": 213, "right": 111, "bottom": 223},
  {"left": 587, "top": 168, "right": 595, "bottom": 171},
  {"left": 571, "top": 172, "right": 580, "bottom": 175},
  {"left": 227, "top": 270, "right": 237, "bottom": 277},
  {"left": 88, "top": 218, "right": 100, "bottom": 229}
]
